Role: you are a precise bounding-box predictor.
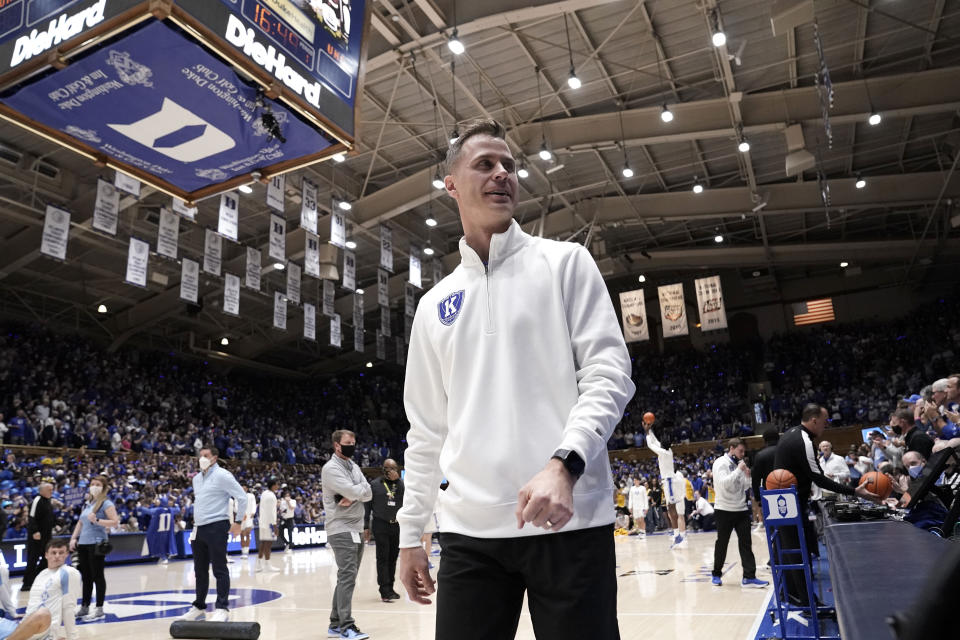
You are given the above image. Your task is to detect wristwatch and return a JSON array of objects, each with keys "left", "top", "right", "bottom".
[{"left": 551, "top": 449, "right": 585, "bottom": 479}]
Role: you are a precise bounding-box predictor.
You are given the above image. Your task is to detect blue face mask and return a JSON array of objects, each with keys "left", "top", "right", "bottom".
[{"left": 908, "top": 465, "right": 923, "bottom": 479}]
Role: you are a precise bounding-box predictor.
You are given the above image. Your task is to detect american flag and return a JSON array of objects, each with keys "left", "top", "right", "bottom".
[{"left": 793, "top": 298, "right": 835, "bottom": 326}]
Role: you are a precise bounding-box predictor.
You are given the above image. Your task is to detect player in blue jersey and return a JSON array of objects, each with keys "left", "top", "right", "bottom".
[{"left": 145, "top": 498, "right": 177, "bottom": 563}]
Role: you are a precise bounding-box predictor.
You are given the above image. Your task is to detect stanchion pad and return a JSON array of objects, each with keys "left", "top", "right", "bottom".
[{"left": 169, "top": 620, "right": 260, "bottom": 639}]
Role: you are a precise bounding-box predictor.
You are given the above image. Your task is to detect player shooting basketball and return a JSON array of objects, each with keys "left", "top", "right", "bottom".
[{"left": 643, "top": 420, "right": 688, "bottom": 548}]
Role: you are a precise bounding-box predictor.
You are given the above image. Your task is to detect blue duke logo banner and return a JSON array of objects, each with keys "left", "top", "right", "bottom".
[
  {"left": 0, "top": 19, "right": 333, "bottom": 193},
  {"left": 438, "top": 290, "right": 465, "bottom": 326}
]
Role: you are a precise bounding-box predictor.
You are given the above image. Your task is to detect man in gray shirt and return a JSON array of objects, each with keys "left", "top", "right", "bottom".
[{"left": 321, "top": 429, "right": 372, "bottom": 640}]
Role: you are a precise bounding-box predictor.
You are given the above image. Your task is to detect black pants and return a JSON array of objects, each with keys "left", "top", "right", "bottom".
[
  {"left": 780, "top": 515, "right": 819, "bottom": 606},
  {"left": 192, "top": 520, "right": 230, "bottom": 610},
  {"left": 436, "top": 524, "right": 619, "bottom": 640},
  {"left": 77, "top": 544, "right": 107, "bottom": 607},
  {"left": 712, "top": 510, "right": 756, "bottom": 579},
  {"left": 372, "top": 518, "right": 399, "bottom": 596},
  {"left": 281, "top": 518, "right": 295, "bottom": 547},
  {"left": 21, "top": 536, "right": 49, "bottom": 589}
]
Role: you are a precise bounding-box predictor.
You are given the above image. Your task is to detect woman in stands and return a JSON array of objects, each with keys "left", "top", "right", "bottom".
[{"left": 69, "top": 475, "right": 118, "bottom": 621}]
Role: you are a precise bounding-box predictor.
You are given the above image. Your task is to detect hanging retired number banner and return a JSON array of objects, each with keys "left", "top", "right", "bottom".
[
  {"left": 409, "top": 246, "right": 422, "bottom": 288},
  {"left": 223, "top": 273, "right": 240, "bottom": 317},
  {"left": 273, "top": 292, "right": 287, "bottom": 330},
  {"left": 404, "top": 283, "right": 415, "bottom": 317},
  {"left": 180, "top": 258, "right": 199, "bottom": 303},
  {"left": 125, "top": 237, "right": 149, "bottom": 288},
  {"left": 396, "top": 337, "right": 405, "bottom": 365},
  {"left": 379, "top": 225, "right": 393, "bottom": 271},
  {"left": 694, "top": 275, "right": 728, "bottom": 331},
  {"left": 342, "top": 250, "right": 356, "bottom": 290},
  {"left": 245, "top": 247, "right": 261, "bottom": 290},
  {"left": 323, "top": 279, "right": 335, "bottom": 317},
  {"left": 658, "top": 283, "right": 689, "bottom": 338},
  {"left": 304, "top": 303, "right": 316, "bottom": 341},
  {"left": 380, "top": 306, "right": 391, "bottom": 337},
  {"left": 304, "top": 232, "right": 320, "bottom": 278},
  {"left": 218, "top": 192, "right": 239, "bottom": 241},
  {"left": 330, "top": 313, "right": 342, "bottom": 347},
  {"left": 114, "top": 172, "right": 140, "bottom": 197},
  {"left": 41, "top": 205, "right": 70, "bottom": 261},
  {"left": 300, "top": 179, "right": 318, "bottom": 234},
  {"left": 172, "top": 197, "right": 197, "bottom": 221},
  {"left": 92, "top": 179, "right": 119, "bottom": 235},
  {"left": 266, "top": 174, "right": 285, "bottom": 212},
  {"left": 330, "top": 209, "right": 346, "bottom": 248},
  {"left": 376, "top": 331, "right": 386, "bottom": 360},
  {"left": 269, "top": 214, "right": 285, "bottom": 262},
  {"left": 619, "top": 290, "right": 649, "bottom": 343},
  {"left": 353, "top": 290, "right": 364, "bottom": 353},
  {"left": 203, "top": 230, "right": 222, "bottom": 276},
  {"left": 157, "top": 208, "right": 180, "bottom": 259},
  {"left": 354, "top": 326, "right": 364, "bottom": 353},
  {"left": 377, "top": 268, "right": 389, "bottom": 307},
  {"left": 286, "top": 262, "right": 301, "bottom": 304}
]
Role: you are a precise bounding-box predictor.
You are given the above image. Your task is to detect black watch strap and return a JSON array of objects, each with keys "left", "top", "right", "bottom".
[{"left": 552, "top": 448, "right": 585, "bottom": 478}]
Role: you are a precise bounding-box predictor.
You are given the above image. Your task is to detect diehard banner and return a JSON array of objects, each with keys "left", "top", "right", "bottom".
[
  {"left": 694, "top": 275, "right": 728, "bottom": 331},
  {"left": 618, "top": 289, "right": 649, "bottom": 343},
  {"left": 658, "top": 283, "right": 689, "bottom": 338}
]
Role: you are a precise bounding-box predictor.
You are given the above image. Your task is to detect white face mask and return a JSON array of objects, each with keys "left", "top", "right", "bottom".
[
  {"left": 89, "top": 486, "right": 102, "bottom": 497},
  {"left": 198, "top": 456, "right": 213, "bottom": 471}
]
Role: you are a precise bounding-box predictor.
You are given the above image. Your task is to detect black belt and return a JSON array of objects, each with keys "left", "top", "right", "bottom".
[{"left": 375, "top": 517, "right": 399, "bottom": 524}]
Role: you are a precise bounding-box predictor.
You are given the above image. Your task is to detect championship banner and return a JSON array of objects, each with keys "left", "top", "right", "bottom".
[
  {"left": 114, "top": 172, "right": 140, "bottom": 197},
  {"left": 218, "top": 191, "right": 239, "bottom": 241},
  {"left": 172, "top": 197, "right": 197, "bottom": 221},
  {"left": 92, "top": 179, "right": 119, "bottom": 235},
  {"left": 156, "top": 207, "right": 179, "bottom": 259},
  {"left": 304, "top": 302, "right": 316, "bottom": 341},
  {"left": 330, "top": 313, "right": 341, "bottom": 347},
  {"left": 342, "top": 249, "right": 356, "bottom": 290},
  {"left": 694, "top": 275, "right": 728, "bottom": 331},
  {"left": 180, "top": 258, "right": 199, "bottom": 303},
  {"left": 376, "top": 330, "right": 385, "bottom": 360},
  {"left": 377, "top": 268, "right": 389, "bottom": 307},
  {"left": 124, "top": 237, "right": 149, "bottom": 287},
  {"left": 223, "top": 273, "right": 240, "bottom": 316},
  {"left": 658, "top": 283, "right": 689, "bottom": 338},
  {"left": 379, "top": 225, "right": 392, "bottom": 272},
  {"left": 245, "top": 247, "right": 261, "bottom": 290},
  {"left": 409, "top": 246, "right": 422, "bottom": 288},
  {"left": 322, "top": 279, "right": 335, "bottom": 316},
  {"left": 304, "top": 232, "right": 320, "bottom": 277},
  {"left": 396, "top": 337, "right": 405, "bottom": 365},
  {"left": 266, "top": 174, "right": 285, "bottom": 212},
  {"left": 300, "top": 179, "right": 318, "bottom": 234},
  {"left": 269, "top": 214, "right": 285, "bottom": 262},
  {"left": 380, "top": 305, "right": 391, "bottom": 338},
  {"left": 619, "top": 290, "right": 649, "bottom": 343},
  {"left": 286, "top": 262, "right": 301, "bottom": 304},
  {"left": 330, "top": 209, "right": 346, "bottom": 248},
  {"left": 431, "top": 259, "right": 444, "bottom": 286},
  {"left": 354, "top": 325, "right": 364, "bottom": 353},
  {"left": 41, "top": 205, "right": 70, "bottom": 261},
  {"left": 404, "top": 283, "right": 415, "bottom": 317},
  {"left": 273, "top": 291, "right": 287, "bottom": 330},
  {"left": 203, "top": 229, "right": 222, "bottom": 275}
]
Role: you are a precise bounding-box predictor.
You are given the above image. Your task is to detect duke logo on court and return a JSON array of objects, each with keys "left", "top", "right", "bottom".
[{"left": 438, "top": 290, "right": 465, "bottom": 326}]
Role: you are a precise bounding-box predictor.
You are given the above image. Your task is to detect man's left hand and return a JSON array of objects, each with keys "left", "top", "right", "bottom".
[
  {"left": 229, "top": 522, "right": 241, "bottom": 536},
  {"left": 515, "top": 458, "right": 575, "bottom": 532}
]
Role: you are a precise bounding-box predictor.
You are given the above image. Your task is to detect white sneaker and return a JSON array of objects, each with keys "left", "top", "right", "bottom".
[
  {"left": 177, "top": 606, "right": 206, "bottom": 621},
  {"left": 82, "top": 606, "right": 104, "bottom": 621},
  {"left": 208, "top": 608, "right": 229, "bottom": 622},
  {"left": 255, "top": 559, "right": 264, "bottom": 572},
  {"left": 268, "top": 563, "right": 282, "bottom": 572}
]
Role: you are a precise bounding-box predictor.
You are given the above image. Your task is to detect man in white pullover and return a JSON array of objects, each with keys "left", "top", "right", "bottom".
[
  {"left": 0, "top": 539, "right": 81, "bottom": 640},
  {"left": 397, "top": 119, "right": 636, "bottom": 640},
  {"left": 626, "top": 477, "right": 648, "bottom": 537},
  {"left": 710, "top": 439, "right": 768, "bottom": 589}
]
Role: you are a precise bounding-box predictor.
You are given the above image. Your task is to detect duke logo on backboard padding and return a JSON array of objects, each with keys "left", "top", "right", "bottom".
[{"left": 438, "top": 290, "right": 465, "bottom": 326}]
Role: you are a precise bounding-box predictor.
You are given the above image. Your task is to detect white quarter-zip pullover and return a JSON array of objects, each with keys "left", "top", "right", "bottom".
[
  {"left": 712, "top": 453, "right": 749, "bottom": 511},
  {"left": 398, "top": 220, "right": 635, "bottom": 547}
]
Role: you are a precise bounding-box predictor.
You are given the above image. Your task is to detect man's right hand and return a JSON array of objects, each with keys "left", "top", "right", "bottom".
[
  {"left": 854, "top": 484, "right": 882, "bottom": 503},
  {"left": 338, "top": 497, "right": 353, "bottom": 507},
  {"left": 399, "top": 546, "right": 435, "bottom": 605},
  {"left": 738, "top": 461, "right": 750, "bottom": 476}
]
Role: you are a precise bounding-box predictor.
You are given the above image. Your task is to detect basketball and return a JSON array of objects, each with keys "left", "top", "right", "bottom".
[
  {"left": 643, "top": 412, "right": 656, "bottom": 425},
  {"left": 859, "top": 471, "right": 893, "bottom": 499},
  {"left": 765, "top": 469, "right": 798, "bottom": 490}
]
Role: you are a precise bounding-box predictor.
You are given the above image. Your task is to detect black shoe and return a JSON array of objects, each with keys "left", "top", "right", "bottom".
[
  {"left": 388, "top": 590, "right": 401, "bottom": 600},
  {"left": 380, "top": 594, "right": 393, "bottom": 603}
]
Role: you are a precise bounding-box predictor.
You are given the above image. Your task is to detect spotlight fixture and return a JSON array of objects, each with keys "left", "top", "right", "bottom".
[
  {"left": 448, "top": 28, "right": 464, "bottom": 55},
  {"left": 692, "top": 176, "right": 704, "bottom": 194},
  {"left": 868, "top": 112, "right": 882, "bottom": 126},
  {"left": 220, "top": 337, "right": 229, "bottom": 346},
  {"left": 366, "top": 361, "right": 374, "bottom": 368},
  {"left": 424, "top": 246, "right": 435, "bottom": 256},
  {"left": 238, "top": 184, "right": 253, "bottom": 194},
  {"left": 517, "top": 166, "right": 529, "bottom": 179},
  {"left": 425, "top": 216, "right": 438, "bottom": 227},
  {"left": 840, "top": 261, "right": 849, "bottom": 268},
  {"left": 638, "top": 275, "right": 646, "bottom": 283},
  {"left": 738, "top": 139, "right": 750, "bottom": 153},
  {"left": 332, "top": 153, "right": 346, "bottom": 163},
  {"left": 432, "top": 173, "right": 445, "bottom": 190},
  {"left": 622, "top": 165, "right": 634, "bottom": 178},
  {"left": 567, "top": 68, "right": 581, "bottom": 90},
  {"left": 97, "top": 304, "right": 107, "bottom": 314},
  {"left": 273, "top": 262, "right": 285, "bottom": 271},
  {"left": 345, "top": 240, "right": 357, "bottom": 250},
  {"left": 712, "top": 30, "right": 727, "bottom": 47},
  {"left": 356, "top": 288, "right": 364, "bottom": 294},
  {"left": 660, "top": 104, "right": 674, "bottom": 123},
  {"left": 338, "top": 199, "right": 352, "bottom": 211},
  {"left": 714, "top": 234, "right": 724, "bottom": 243},
  {"left": 539, "top": 142, "right": 552, "bottom": 161},
  {"left": 855, "top": 175, "right": 866, "bottom": 189}
]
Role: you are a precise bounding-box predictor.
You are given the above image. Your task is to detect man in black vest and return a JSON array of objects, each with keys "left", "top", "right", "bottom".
[
  {"left": 21, "top": 483, "right": 54, "bottom": 591},
  {"left": 365, "top": 459, "right": 404, "bottom": 602}
]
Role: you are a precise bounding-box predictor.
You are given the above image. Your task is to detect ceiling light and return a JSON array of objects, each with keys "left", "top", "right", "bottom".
[
  {"left": 366, "top": 361, "right": 374, "bottom": 368},
  {"left": 840, "top": 261, "right": 849, "bottom": 268},
  {"left": 424, "top": 246, "right": 435, "bottom": 256},
  {"left": 425, "top": 216, "right": 438, "bottom": 227},
  {"left": 638, "top": 275, "right": 646, "bottom": 283},
  {"left": 714, "top": 234, "right": 724, "bottom": 243},
  {"left": 220, "top": 337, "right": 229, "bottom": 346},
  {"left": 517, "top": 167, "right": 529, "bottom": 179},
  {"left": 356, "top": 288, "right": 364, "bottom": 294},
  {"left": 338, "top": 199, "right": 352, "bottom": 211},
  {"left": 345, "top": 240, "right": 357, "bottom": 249},
  {"left": 868, "top": 112, "right": 881, "bottom": 126},
  {"left": 712, "top": 30, "right": 727, "bottom": 48},
  {"left": 96, "top": 304, "right": 107, "bottom": 314},
  {"left": 567, "top": 69, "right": 581, "bottom": 90},
  {"left": 738, "top": 139, "right": 750, "bottom": 153},
  {"left": 273, "top": 262, "right": 285, "bottom": 270},
  {"left": 693, "top": 183, "right": 704, "bottom": 194},
  {"left": 539, "top": 142, "right": 552, "bottom": 161},
  {"left": 622, "top": 166, "right": 634, "bottom": 178},
  {"left": 448, "top": 29, "right": 464, "bottom": 55},
  {"left": 238, "top": 184, "right": 253, "bottom": 194},
  {"left": 752, "top": 271, "right": 761, "bottom": 277},
  {"left": 432, "top": 173, "right": 445, "bottom": 190},
  {"left": 855, "top": 176, "right": 866, "bottom": 189},
  {"left": 544, "top": 163, "right": 565, "bottom": 174},
  {"left": 660, "top": 105, "right": 674, "bottom": 123},
  {"left": 449, "top": 128, "right": 459, "bottom": 145},
  {"left": 332, "top": 153, "right": 346, "bottom": 163}
]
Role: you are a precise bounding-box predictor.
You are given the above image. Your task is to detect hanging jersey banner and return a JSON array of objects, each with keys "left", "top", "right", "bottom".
[
  {"left": 266, "top": 174, "right": 285, "bottom": 212},
  {"left": 300, "top": 179, "right": 318, "bottom": 234},
  {"left": 408, "top": 246, "right": 421, "bottom": 288},
  {"left": 619, "top": 289, "right": 649, "bottom": 343},
  {"left": 92, "top": 179, "right": 119, "bottom": 235},
  {"left": 353, "top": 291, "right": 364, "bottom": 328},
  {"left": 354, "top": 325, "right": 364, "bottom": 354},
  {"left": 404, "top": 283, "right": 415, "bottom": 317},
  {"left": 269, "top": 214, "right": 285, "bottom": 262},
  {"left": 245, "top": 247, "right": 261, "bottom": 290},
  {"left": 342, "top": 249, "right": 356, "bottom": 290},
  {"left": 304, "top": 232, "right": 320, "bottom": 278},
  {"left": 180, "top": 258, "right": 199, "bottom": 303},
  {"left": 172, "top": 197, "right": 197, "bottom": 221},
  {"left": 330, "top": 210, "right": 346, "bottom": 249},
  {"left": 125, "top": 237, "right": 149, "bottom": 287},
  {"left": 41, "top": 205, "right": 71, "bottom": 261},
  {"left": 380, "top": 305, "right": 391, "bottom": 338},
  {"left": 376, "top": 331, "right": 385, "bottom": 360},
  {"left": 273, "top": 291, "right": 287, "bottom": 330},
  {"left": 114, "top": 172, "right": 140, "bottom": 197},
  {"left": 223, "top": 273, "right": 240, "bottom": 316},
  {"left": 156, "top": 207, "right": 179, "bottom": 259},
  {"left": 286, "top": 262, "right": 301, "bottom": 304},
  {"left": 694, "top": 275, "right": 728, "bottom": 331},
  {"left": 304, "top": 302, "right": 316, "bottom": 341},
  {"left": 322, "top": 279, "right": 335, "bottom": 317},
  {"left": 330, "top": 313, "right": 341, "bottom": 348},
  {"left": 218, "top": 191, "right": 239, "bottom": 241},
  {"left": 379, "top": 225, "right": 393, "bottom": 272},
  {"left": 203, "top": 229, "right": 222, "bottom": 276},
  {"left": 377, "top": 268, "right": 389, "bottom": 307},
  {"left": 658, "top": 283, "right": 689, "bottom": 338}
]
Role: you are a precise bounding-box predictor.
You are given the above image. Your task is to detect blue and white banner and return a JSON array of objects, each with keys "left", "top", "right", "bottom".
[
  {"left": 223, "top": 273, "right": 240, "bottom": 317},
  {"left": 218, "top": 191, "right": 239, "bottom": 241},
  {"left": 342, "top": 249, "right": 355, "bottom": 290},
  {"left": 330, "top": 209, "right": 346, "bottom": 248},
  {"left": 694, "top": 275, "right": 728, "bottom": 331},
  {"left": 41, "top": 205, "right": 70, "bottom": 261},
  {"left": 377, "top": 268, "right": 389, "bottom": 307},
  {"left": 203, "top": 229, "right": 222, "bottom": 276},
  {"left": 301, "top": 179, "right": 318, "bottom": 234},
  {"left": 92, "top": 179, "right": 119, "bottom": 235},
  {"left": 380, "top": 225, "right": 393, "bottom": 272},
  {"left": 304, "top": 302, "right": 316, "bottom": 341},
  {"left": 269, "top": 213, "right": 285, "bottom": 262},
  {"left": 330, "top": 313, "right": 341, "bottom": 347},
  {"left": 157, "top": 207, "right": 179, "bottom": 259},
  {"left": 409, "top": 246, "right": 422, "bottom": 289},
  {"left": 266, "top": 174, "right": 285, "bottom": 212},
  {"left": 323, "top": 279, "right": 335, "bottom": 317},
  {"left": 286, "top": 261, "right": 301, "bottom": 304},
  {"left": 180, "top": 258, "right": 199, "bottom": 303},
  {"left": 125, "top": 237, "right": 149, "bottom": 288},
  {"left": 273, "top": 291, "right": 287, "bottom": 330},
  {"left": 245, "top": 247, "right": 261, "bottom": 290},
  {"left": 172, "top": 197, "right": 197, "bottom": 221},
  {"left": 114, "top": 171, "right": 140, "bottom": 197},
  {"left": 304, "top": 232, "right": 320, "bottom": 278}
]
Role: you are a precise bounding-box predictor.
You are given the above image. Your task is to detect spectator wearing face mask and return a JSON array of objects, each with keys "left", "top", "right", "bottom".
[
  {"left": 68, "top": 475, "right": 118, "bottom": 621},
  {"left": 892, "top": 407, "right": 934, "bottom": 460}
]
